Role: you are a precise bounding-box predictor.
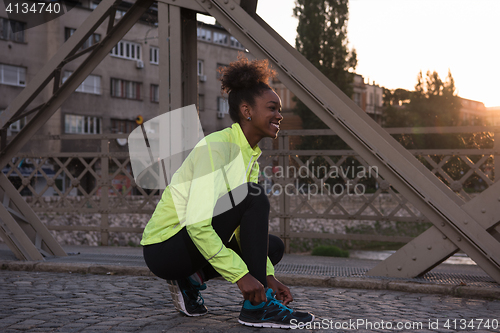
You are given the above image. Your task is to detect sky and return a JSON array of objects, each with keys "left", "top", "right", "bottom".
[{"left": 246, "top": 0, "right": 500, "bottom": 107}]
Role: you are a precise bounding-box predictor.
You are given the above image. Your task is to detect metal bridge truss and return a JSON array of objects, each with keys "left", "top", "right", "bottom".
[{"left": 1, "top": 0, "right": 499, "bottom": 284}]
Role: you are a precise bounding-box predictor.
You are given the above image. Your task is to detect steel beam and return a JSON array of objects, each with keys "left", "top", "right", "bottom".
[
  {"left": 1, "top": 0, "right": 154, "bottom": 260},
  {"left": 157, "top": 3, "right": 198, "bottom": 110},
  {"left": 0, "top": 173, "right": 66, "bottom": 260},
  {"left": 181, "top": 8, "right": 198, "bottom": 108},
  {"left": 194, "top": 0, "right": 500, "bottom": 283},
  {"left": 158, "top": 3, "right": 182, "bottom": 111},
  {"left": 0, "top": 0, "right": 155, "bottom": 169},
  {"left": 157, "top": 0, "right": 208, "bottom": 14},
  {"left": 0, "top": 0, "right": 119, "bottom": 150},
  {"left": 368, "top": 180, "right": 500, "bottom": 277}
]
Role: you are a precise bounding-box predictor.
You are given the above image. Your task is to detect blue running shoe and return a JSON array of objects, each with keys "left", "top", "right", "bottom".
[
  {"left": 238, "top": 288, "right": 314, "bottom": 328},
  {"left": 167, "top": 278, "right": 207, "bottom": 316}
]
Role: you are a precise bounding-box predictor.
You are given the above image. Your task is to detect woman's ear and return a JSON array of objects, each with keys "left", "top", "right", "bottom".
[{"left": 239, "top": 103, "right": 251, "bottom": 120}]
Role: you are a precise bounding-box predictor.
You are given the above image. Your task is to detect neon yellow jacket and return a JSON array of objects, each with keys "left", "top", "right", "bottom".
[{"left": 141, "top": 122, "right": 275, "bottom": 283}]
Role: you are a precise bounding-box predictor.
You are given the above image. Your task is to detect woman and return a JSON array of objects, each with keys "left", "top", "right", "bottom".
[{"left": 141, "top": 55, "right": 314, "bottom": 328}]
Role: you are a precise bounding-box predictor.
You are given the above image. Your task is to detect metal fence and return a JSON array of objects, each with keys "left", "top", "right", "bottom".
[{"left": 2, "top": 126, "right": 498, "bottom": 251}]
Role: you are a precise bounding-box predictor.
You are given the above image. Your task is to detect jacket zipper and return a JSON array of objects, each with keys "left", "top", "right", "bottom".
[{"left": 246, "top": 152, "right": 262, "bottom": 182}]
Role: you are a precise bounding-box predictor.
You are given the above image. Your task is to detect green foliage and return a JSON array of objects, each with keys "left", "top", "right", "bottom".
[
  {"left": 292, "top": 0, "right": 357, "bottom": 151},
  {"left": 311, "top": 245, "right": 349, "bottom": 257},
  {"left": 293, "top": 0, "right": 357, "bottom": 96},
  {"left": 383, "top": 70, "right": 461, "bottom": 128},
  {"left": 288, "top": 220, "right": 434, "bottom": 253}
]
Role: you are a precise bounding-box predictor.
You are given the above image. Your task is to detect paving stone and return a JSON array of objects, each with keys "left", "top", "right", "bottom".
[
  {"left": 1, "top": 271, "right": 500, "bottom": 332},
  {"left": 8, "top": 319, "right": 46, "bottom": 329}
]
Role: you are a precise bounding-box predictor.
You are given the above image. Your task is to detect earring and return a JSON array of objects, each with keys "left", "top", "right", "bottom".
[{"left": 247, "top": 116, "right": 251, "bottom": 121}]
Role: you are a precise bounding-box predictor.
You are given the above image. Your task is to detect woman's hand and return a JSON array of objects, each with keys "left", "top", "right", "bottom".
[
  {"left": 236, "top": 273, "right": 267, "bottom": 305},
  {"left": 267, "top": 275, "right": 293, "bottom": 306}
]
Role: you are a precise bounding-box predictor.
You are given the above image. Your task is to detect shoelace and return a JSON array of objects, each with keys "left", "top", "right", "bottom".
[
  {"left": 267, "top": 293, "right": 293, "bottom": 314},
  {"left": 184, "top": 281, "right": 206, "bottom": 306}
]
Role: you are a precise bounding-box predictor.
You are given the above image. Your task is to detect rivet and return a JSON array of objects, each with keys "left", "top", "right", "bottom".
[
  {"left": 457, "top": 237, "right": 461, "bottom": 241},
  {"left": 412, "top": 256, "right": 417, "bottom": 261},
  {"left": 230, "top": 4, "right": 235, "bottom": 9},
  {"left": 397, "top": 266, "right": 402, "bottom": 271},
  {"left": 442, "top": 235, "right": 447, "bottom": 239},
  {"left": 498, "top": 197, "right": 500, "bottom": 201},
  {"left": 481, "top": 209, "right": 486, "bottom": 213},
  {"left": 224, "top": 0, "right": 228, "bottom": 3},
  {"left": 208, "top": 3, "right": 212, "bottom": 8},
  {"left": 464, "top": 220, "right": 468, "bottom": 224},
  {"left": 427, "top": 245, "right": 432, "bottom": 250},
  {"left": 441, "top": 222, "right": 445, "bottom": 227}
]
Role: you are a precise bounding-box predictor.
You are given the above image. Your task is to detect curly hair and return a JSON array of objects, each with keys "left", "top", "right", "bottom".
[{"left": 218, "top": 54, "right": 277, "bottom": 123}]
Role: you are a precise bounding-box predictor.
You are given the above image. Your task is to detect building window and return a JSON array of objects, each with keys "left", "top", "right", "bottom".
[
  {"left": 150, "top": 46, "right": 159, "bottom": 64},
  {"left": 230, "top": 36, "right": 244, "bottom": 49},
  {"left": 151, "top": 84, "right": 159, "bottom": 103},
  {"left": 65, "top": 28, "right": 101, "bottom": 49},
  {"left": 213, "top": 32, "right": 228, "bottom": 45},
  {"left": 114, "top": 9, "right": 127, "bottom": 20},
  {"left": 111, "top": 78, "right": 142, "bottom": 100},
  {"left": 110, "top": 40, "right": 142, "bottom": 61},
  {"left": 111, "top": 119, "right": 136, "bottom": 134},
  {"left": 197, "top": 60, "right": 203, "bottom": 75},
  {"left": 0, "top": 64, "right": 26, "bottom": 86},
  {"left": 62, "top": 71, "right": 101, "bottom": 95},
  {"left": 64, "top": 114, "right": 101, "bottom": 134},
  {"left": 0, "top": 110, "right": 26, "bottom": 132},
  {"left": 9, "top": 116, "right": 27, "bottom": 132},
  {"left": 217, "top": 97, "right": 229, "bottom": 114},
  {"left": 353, "top": 92, "right": 361, "bottom": 107},
  {"left": 0, "top": 18, "right": 26, "bottom": 43},
  {"left": 197, "top": 27, "right": 211, "bottom": 41}
]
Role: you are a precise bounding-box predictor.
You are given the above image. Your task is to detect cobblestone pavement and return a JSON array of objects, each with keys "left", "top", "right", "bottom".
[{"left": 1, "top": 271, "right": 499, "bottom": 333}]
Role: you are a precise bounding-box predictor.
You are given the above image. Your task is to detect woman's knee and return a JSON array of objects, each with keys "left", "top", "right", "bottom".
[
  {"left": 247, "top": 182, "right": 270, "bottom": 211},
  {"left": 268, "top": 235, "right": 285, "bottom": 265}
]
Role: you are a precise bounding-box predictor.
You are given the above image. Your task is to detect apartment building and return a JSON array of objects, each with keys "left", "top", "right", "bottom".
[
  {"left": 196, "top": 21, "right": 247, "bottom": 134},
  {"left": 1, "top": 0, "right": 162, "bottom": 155},
  {"left": 458, "top": 98, "right": 487, "bottom": 126},
  {"left": 1, "top": 1, "right": 261, "bottom": 143},
  {"left": 0, "top": 1, "right": 254, "bottom": 194},
  {"left": 486, "top": 106, "right": 500, "bottom": 126}
]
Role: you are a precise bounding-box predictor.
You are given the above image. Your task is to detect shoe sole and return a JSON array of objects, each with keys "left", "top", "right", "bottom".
[
  {"left": 238, "top": 315, "right": 315, "bottom": 329},
  {"left": 166, "top": 280, "right": 207, "bottom": 317}
]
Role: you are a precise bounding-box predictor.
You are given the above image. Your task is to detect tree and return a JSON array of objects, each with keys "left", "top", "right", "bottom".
[
  {"left": 383, "top": 70, "right": 461, "bottom": 128},
  {"left": 382, "top": 71, "right": 491, "bottom": 191},
  {"left": 382, "top": 70, "right": 481, "bottom": 150},
  {"left": 292, "top": 0, "right": 357, "bottom": 133},
  {"left": 382, "top": 88, "right": 412, "bottom": 128},
  {"left": 290, "top": 0, "right": 360, "bottom": 193},
  {"left": 409, "top": 70, "right": 461, "bottom": 127}
]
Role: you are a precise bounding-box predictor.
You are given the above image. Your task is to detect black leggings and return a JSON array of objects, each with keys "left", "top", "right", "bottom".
[{"left": 143, "top": 182, "right": 284, "bottom": 288}]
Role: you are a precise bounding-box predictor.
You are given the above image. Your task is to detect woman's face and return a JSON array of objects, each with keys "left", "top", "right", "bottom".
[{"left": 246, "top": 89, "right": 283, "bottom": 139}]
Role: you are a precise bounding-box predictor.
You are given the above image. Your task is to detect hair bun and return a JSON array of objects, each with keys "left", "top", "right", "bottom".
[{"left": 219, "top": 54, "right": 276, "bottom": 94}]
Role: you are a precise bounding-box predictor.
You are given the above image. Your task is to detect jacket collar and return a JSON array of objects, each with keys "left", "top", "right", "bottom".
[{"left": 231, "top": 122, "right": 262, "bottom": 157}]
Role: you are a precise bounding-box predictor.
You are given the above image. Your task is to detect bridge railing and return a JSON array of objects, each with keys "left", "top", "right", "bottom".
[{"left": 2, "top": 126, "right": 497, "bottom": 250}]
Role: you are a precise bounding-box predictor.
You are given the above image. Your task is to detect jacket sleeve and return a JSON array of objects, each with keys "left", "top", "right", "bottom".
[{"left": 182, "top": 141, "right": 250, "bottom": 283}]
